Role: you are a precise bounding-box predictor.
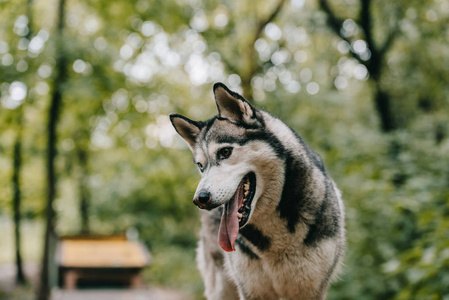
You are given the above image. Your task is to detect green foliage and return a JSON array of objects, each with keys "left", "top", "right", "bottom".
[
  {"left": 142, "top": 244, "right": 203, "bottom": 296},
  {"left": 0, "top": 0, "right": 448, "bottom": 298}
]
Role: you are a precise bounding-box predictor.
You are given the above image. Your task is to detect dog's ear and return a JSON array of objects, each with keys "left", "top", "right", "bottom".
[
  {"left": 170, "top": 114, "right": 202, "bottom": 150},
  {"left": 213, "top": 83, "right": 258, "bottom": 125}
]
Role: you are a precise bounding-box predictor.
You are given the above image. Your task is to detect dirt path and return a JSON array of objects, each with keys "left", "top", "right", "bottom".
[
  {"left": 0, "top": 263, "right": 193, "bottom": 300},
  {"left": 51, "top": 288, "right": 191, "bottom": 300},
  {"left": 0, "top": 262, "right": 39, "bottom": 293}
]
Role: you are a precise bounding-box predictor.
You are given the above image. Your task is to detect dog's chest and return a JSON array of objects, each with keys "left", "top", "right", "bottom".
[{"left": 225, "top": 246, "right": 317, "bottom": 299}]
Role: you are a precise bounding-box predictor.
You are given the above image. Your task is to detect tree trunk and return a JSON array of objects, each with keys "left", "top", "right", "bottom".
[
  {"left": 37, "top": 64, "right": 66, "bottom": 300},
  {"left": 12, "top": 108, "right": 26, "bottom": 285},
  {"left": 11, "top": 0, "right": 36, "bottom": 286},
  {"left": 76, "top": 144, "right": 90, "bottom": 234},
  {"left": 36, "top": 0, "right": 67, "bottom": 299},
  {"left": 374, "top": 87, "right": 395, "bottom": 132}
]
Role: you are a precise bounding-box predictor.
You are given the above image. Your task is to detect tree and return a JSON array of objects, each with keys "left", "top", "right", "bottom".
[
  {"left": 11, "top": 0, "right": 36, "bottom": 286},
  {"left": 200, "top": 0, "right": 287, "bottom": 100},
  {"left": 75, "top": 130, "right": 90, "bottom": 234},
  {"left": 37, "top": 0, "right": 67, "bottom": 298},
  {"left": 319, "top": 0, "right": 403, "bottom": 132},
  {"left": 11, "top": 106, "right": 26, "bottom": 285}
]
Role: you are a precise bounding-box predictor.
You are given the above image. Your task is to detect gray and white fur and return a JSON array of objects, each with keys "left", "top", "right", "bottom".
[{"left": 170, "top": 83, "right": 345, "bottom": 300}]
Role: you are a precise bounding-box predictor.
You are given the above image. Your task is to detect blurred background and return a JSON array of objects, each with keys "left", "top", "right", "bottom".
[{"left": 1, "top": 0, "right": 448, "bottom": 299}]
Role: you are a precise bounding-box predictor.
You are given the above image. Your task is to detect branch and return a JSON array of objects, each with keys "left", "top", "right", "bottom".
[
  {"left": 358, "top": 0, "right": 375, "bottom": 53},
  {"left": 357, "top": 0, "right": 384, "bottom": 77},
  {"left": 220, "top": 52, "right": 241, "bottom": 75},
  {"left": 243, "top": 0, "right": 287, "bottom": 98},
  {"left": 253, "top": 0, "right": 287, "bottom": 45},
  {"left": 379, "top": 6, "right": 403, "bottom": 57},
  {"left": 319, "top": 0, "right": 365, "bottom": 64},
  {"left": 379, "top": 26, "right": 398, "bottom": 58},
  {"left": 318, "top": 0, "right": 345, "bottom": 37},
  {"left": 25, "top": 0, "right": 34, "bottom": 39}
]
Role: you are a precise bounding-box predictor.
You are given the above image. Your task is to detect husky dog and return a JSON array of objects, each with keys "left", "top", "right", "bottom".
[{"left": 170, "top": 83, "right": 345, "bottom": 300}]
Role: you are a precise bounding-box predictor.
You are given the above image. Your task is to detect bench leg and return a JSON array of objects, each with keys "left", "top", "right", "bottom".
[
  {"left": 64, "top": 270, "right": 78, "bottom": 289},
  {"left": 130, "top": 274, "right": 144, "bottom": 288}
]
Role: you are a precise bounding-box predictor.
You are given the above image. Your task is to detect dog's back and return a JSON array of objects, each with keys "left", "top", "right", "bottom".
[{"left": 171, "top": 83, "right": 345, "bottom": 299}]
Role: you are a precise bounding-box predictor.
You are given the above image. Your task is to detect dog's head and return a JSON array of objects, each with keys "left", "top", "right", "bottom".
[{"left": 170, "top": 83, "right": 273, "bottom": 252}]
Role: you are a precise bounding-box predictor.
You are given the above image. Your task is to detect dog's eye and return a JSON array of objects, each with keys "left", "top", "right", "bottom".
[
  {"left": 197, "top": 162, "right": 204, "bottom": 172},
  {"left": 217, "top": 147, "right": 233, "bottom": 160}
]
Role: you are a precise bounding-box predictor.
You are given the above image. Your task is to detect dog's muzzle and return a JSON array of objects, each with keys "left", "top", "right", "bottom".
[{"left": 193, "top": 190, "right": 212, "bottom": 209}]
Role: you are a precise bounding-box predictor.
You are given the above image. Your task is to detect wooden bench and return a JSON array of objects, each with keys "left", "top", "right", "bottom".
[{"left": 56, "top": 235, "right": 151, "bottom": 289}]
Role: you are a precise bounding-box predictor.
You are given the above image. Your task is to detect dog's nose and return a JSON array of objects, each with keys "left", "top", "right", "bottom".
[{"left": 194, "top": 191, "right": 211, "bottom": 207}]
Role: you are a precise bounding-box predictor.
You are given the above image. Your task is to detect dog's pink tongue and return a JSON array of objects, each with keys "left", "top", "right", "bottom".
[{"left": 218, "top": 190, "right": 240, "bottom": 252}]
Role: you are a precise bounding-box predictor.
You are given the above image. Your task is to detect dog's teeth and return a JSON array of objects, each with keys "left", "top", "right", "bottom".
[
  {"left": 244, "top": 191, "right": 249, "bottom": 197},
  {"left": 237, "top": 212, "right": 243, "bottom": 219},
  {"left": 244, "top": 183, "right": 249, "bottom": 191}
]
